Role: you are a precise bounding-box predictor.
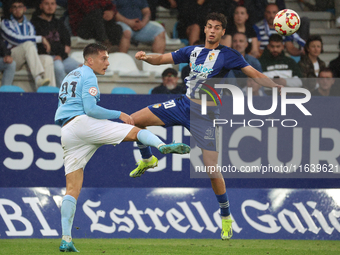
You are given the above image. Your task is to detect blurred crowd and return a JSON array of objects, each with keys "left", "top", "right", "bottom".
[{"left": 0, "top": 0, "right": 339, "bottom": 97}]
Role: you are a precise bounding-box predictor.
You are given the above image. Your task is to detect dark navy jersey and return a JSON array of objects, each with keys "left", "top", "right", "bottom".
[{"left": 171, "top": 44, "right": 249, "bottom": 101}]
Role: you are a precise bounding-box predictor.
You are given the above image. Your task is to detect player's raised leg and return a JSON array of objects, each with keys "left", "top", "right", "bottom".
[
  {"left": 202, "top": 149, "right": 233, "bottom": 240},
  {"left": 59, "top": 169, "right": 83, "bottom": 252},
  {"left": 123, "top": 124, "right": 190, "bottom": 177}
]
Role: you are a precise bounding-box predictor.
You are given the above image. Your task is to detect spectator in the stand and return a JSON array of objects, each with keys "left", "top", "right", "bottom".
[
  {"left": 68, "top": 0, "right": 123, "bottom": 52},
  {"left": 243, "top": 77, "right": 267, "bottom": 96},
  {"left": 176, "top": 0, "right": 213, "bottom": 45},
  {"left": 299, "top": 35, "right": 325, "bottom": 78},
  {"left": 221, "top": 6, "right": 259, "bottom": 58},
  {"left": 311, "top": 67, "right": 336, "bottom": 96},
  {"left": 254, "top": 4, "right": 305, "bottom": 56},
  {"left": 115, "top": 0, "right": 166, "bottom": 53},
  {"left": 151, "top": 68, "right": 186, "bottom": 94},
  {"left": 299, "top": 36, "right": 326, "bottom": 92},
  {"left": 259, "top": 34, "right": 302, "bottom": 93},
  {"left": 147, "top": 0, "right": 177, "bottom": 21},
  {"left": 228, "top": 32, "right": 262, "bottom": 88},
  {"left": 328, "top": 41, "right": 340, "bottom": 78},
  {"left": 31, "top": 0, "right": 81, "bottom": 88},
  {"left": 1, "top": 0, "right": 55, "bottom": 88},
  {"left": 0, "top": 34, "right": 16, "bottom": 86}
]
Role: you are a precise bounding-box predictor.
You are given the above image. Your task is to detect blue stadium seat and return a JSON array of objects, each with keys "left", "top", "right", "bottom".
[
  {"left": 37, "top": 86, "right": 60, "bottom": 93},
  {"left": 111, "top": 87, "right": 137, "bottom": 94},
  {"left": 179, "top": 63, "right": 189, "bottom": 72},
  {"left": 0, "top": 85, "right": 25, "bottom": 92},
  {"left": 148, "top": 88, "right": 154, "bottom": 94}
]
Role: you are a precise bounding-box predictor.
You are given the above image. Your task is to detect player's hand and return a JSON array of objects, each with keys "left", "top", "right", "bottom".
[
  {"left": 42, "top": 37, "right": 51, "bottom": 53},
  {"left": 274, "top": 83, "right": 284, "bottom": 94},
  {"left": 119, "top": 112, "right": 135, "bottom": 125},
  {"left": 135, "top": 51, "right": 147, "bottom": 61},
  {"left": 3, "top": 55, "right": 13, "bottom": 64}
]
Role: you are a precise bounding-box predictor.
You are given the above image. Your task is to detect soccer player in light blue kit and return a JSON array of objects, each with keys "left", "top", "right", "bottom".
[
  {"left": 130, "top": 13, "right": 283, "bottom": 240},
  {"left": 55, "top": 43, "right": 190, "bottom": 252}
]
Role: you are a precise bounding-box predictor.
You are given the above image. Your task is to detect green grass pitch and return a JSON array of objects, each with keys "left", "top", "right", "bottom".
[{"left": 0, "top": 239, "right": 339, "bottom": 254}]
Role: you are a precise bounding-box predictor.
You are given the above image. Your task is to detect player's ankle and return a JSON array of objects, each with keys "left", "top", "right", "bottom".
[
  {"left": 62, "top": 235, "right": 72, "bottom": 242},
  {"left": 142, "top": 156, "right": 153, "bottom": 163},
  {"left": 157, "top": 143, "right": 166, "bottom": 149}
]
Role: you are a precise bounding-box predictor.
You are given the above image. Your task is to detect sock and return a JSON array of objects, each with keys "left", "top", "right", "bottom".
[
  {"left": 216, "top": 192, "right": 230, "bottom": 217},
  {"left": 137, "top": 129, "right": 164, "bottom": 148},
  {"left": 61, "top": 195, "right": 77, "bottom": 237},
  {"left": 35, "top": 75, "right": 43, "bottom": 84},
  {"left": 137, "top": 141, "right": 153, "bottom": 160}
]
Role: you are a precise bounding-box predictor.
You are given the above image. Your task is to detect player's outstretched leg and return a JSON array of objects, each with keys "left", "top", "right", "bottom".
[
  {"left": 59, "top": 195, "right": 79, "bottom": 252},
  {"left": 130, "top": 130, "right": 190, "bottom": 178}
]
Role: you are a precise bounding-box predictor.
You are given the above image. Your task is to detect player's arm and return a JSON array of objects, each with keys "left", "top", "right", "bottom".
[
  {"left": 241, "top": 65, "right": 283, "bottom": 90},
  {"left": 135, "top": 51, "right": 174, "bottom": 65}
]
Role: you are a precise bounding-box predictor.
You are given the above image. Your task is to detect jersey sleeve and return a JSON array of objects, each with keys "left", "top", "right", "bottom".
[
  {"left": 171, "top": 46, "right": 191, "bottom": 65},
  {"left": 225, "top": 49, "right": 249, "bottom": 70},
  {"left": 82, "top": 72, "right": 121, "bottom": 120}
]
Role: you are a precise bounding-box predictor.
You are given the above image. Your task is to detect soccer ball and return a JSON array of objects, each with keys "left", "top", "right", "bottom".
[{"left": 273, "top": 9, "right": 300, "bottom": 36}]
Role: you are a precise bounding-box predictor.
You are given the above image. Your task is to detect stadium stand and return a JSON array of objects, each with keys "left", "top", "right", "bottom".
[
  {"left": 111, "top": 87, "right": 137, "bottom": 94},
  {"left": 0, "top": 85, "right": 25, "bottom": 92},
  {"left": 0, "top": 1, "right": 339, "bottom": 94}
]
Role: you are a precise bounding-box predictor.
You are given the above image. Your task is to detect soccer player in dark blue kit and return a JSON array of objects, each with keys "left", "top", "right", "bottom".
[{"left": 130, "top": 12, "right": 282, "bottom": 240}]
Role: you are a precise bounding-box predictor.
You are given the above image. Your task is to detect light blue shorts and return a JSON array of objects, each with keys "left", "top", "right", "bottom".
[{"left": 117, "top": 21, "right": 164, "bottom": 44}]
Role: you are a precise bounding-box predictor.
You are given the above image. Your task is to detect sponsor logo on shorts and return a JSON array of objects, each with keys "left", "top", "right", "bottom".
[
  {"left": 204, "top": 127, "right": 215, "bottom": 140},
  {"left": 89, "top": 87, "right": 98, "bottom": 96},
  {"left": 152, "top": 104, "right": 162, "bottom": 108}
]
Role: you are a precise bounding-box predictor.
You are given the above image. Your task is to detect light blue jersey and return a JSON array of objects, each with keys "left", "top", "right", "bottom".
[{"left": 55, "top": 65, "right": 121, "bottom": 126}]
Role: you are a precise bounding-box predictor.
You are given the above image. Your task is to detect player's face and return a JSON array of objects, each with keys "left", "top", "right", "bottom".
[
  {"left": 204, "top": 20, "right": 225, "bottom": 44},
  {"left": 319, "top": 71, "right": 335, "bottom": 91},
  {"left": 11, "top": 2, "right": 26, "bottom": 21},
  {"left": 232, "top": 34, "right": 248, "bottom": 54},
  {"left": 307, "top": 40, "right": 322, "bottom": 58},
  {"left": 265, "top": 5, "right": 279, "bottom": 26},
  {"left": 40, "top": 0, "right": 57, "bottom": 16},
  {"left": 234, "top": 6, "right": 248, "bottom": 25},
  {"left": 267, "top": 41, "right": 284, "bottom": 57},
  {"left": 91, "top": 51, "right": 110, "bottom": 75}
]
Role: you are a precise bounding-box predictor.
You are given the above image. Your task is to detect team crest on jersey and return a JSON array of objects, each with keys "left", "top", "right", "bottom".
[
  {"left": 89, "top": 87, "right": 98, "bottom": 96},
  {"left": 152, "top": 104, "right": 162, "bottom": 108},
  {"left": 208, "top": 53, "right": 215, "bottom": 61}
]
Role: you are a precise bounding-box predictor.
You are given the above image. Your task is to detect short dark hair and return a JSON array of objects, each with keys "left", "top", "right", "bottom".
[
  {"left": 269, "top": 34, "right": 283, "bottom": 43},
  {"left": 319, "top": 67, "right": 334, "bottom": 77},
  {"left": 205, "top": 12, "right": 227, "bottom": 30},
  {"left": 304, "top": 35, "right": 323, "bottom": 54},
  {"left": 83, "top": 43, "right": 107, "bottom": 61},
  {"left": 10, "top": 0, "right": 25, "bottom": 6},
  {"left": 232, "top": 32, "right": 248, "bottom": 40}
]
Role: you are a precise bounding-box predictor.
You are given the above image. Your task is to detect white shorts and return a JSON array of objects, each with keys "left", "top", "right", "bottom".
[{"left": 61, "top": 115, "right": 134, "bottom": 175}]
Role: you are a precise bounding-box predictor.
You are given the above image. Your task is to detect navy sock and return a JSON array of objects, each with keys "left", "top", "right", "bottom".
[
  {"left": 137, "top": 141, "right": 153, "bottom": 159},
  {"left": 216, "top": 192, "right": 230, "bottom": 217}
]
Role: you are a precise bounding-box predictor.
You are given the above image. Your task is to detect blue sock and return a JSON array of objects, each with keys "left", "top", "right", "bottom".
[
  {"left": 216, "top": 192, "right": 230, "bottom": 217},
  {"left": 61, "top": 195, "right": 77, "bottom": 237},
  {"left": 136, "top": 141, "right": 153, "bottom": 159},
  {"left": 137, "top": 129, "right": 164, "bottom": 148}
]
